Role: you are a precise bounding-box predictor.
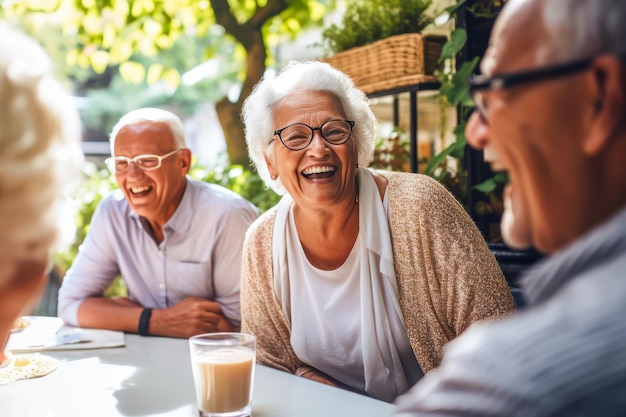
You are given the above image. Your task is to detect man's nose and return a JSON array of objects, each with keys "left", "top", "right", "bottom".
[
  {"left": 126, "top": 160, "right": 144, "bottom": 176},
  {"left": 465, "top": 111, "right": 489, "bottom": 150}
]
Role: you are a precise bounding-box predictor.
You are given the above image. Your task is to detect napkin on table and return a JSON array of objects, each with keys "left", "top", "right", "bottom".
[{"left": 6, "top": 316, "right": 125, "bottom": 353}]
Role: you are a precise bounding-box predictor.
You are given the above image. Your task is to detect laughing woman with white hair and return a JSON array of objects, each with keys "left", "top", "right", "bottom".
[
  {"left": 240, "top": 60, "right": 516, "bottom": 402},
  {"left": 0, "top": 23, "right": 83, "bottom": 367}
]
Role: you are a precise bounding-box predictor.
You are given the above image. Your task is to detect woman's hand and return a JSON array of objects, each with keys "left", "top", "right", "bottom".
[{"left": 299, "top": 368, "right": 339, "bottom": 387}]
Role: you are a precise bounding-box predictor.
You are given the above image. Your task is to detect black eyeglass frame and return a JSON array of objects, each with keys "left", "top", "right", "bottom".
[
  {"left": 468, "top": 58, "right": 594, "bottom": 123},
  {"left": 272, "top": 119, "right": 355, "bottom": 151},
  {"left": 468, "top": 57, "right": 593, "bottom": 93}
]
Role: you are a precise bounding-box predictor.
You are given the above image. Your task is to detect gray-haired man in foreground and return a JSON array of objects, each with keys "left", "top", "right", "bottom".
[{"left": 393, "top": 0, "right": 626, "bottom": 415}]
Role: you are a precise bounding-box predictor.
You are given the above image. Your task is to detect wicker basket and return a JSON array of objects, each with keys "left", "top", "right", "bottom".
[{"left": 323, "top": 33, "right": 446, "bottom": 95}]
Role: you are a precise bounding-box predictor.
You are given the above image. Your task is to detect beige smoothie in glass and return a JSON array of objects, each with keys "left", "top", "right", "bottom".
[{"left": 189, "top": 333, "right": 256, "bottom": 417}]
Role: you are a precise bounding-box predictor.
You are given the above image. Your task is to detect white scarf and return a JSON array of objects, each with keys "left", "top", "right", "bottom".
[{"left": 272, "top": 167, "right": 422, "bottom": 402}]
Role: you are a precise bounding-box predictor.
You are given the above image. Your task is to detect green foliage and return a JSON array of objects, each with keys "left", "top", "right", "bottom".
[
  {"left": 465, "top": 0, "right": 505, "bottom": 18},
  {"left": 321, "top": 0, "right": 434, "bottom": 54},
  {"left": 425, "top": 1, "right": 505, "bottom": 239},
  {"left": 474, "top": 171, "right": 508, "bottom": 193},
  {"left": 189, "top": 163, "right": 281, "bottom": 214},
  {"left": 425, "top": 28, "right": 476, "bottom": 205},
  {"left": 1, "top": 0, "right": 328, "bottom": 85},
  {"left": 52, "top": 166, "right": 119, "bottom": 277},
  {"left": 79, "top": 64, "right": 237, "bottom": 136},
  {"left": 1, "top": 0, "right": 332, "bottom": 170},
  {"left": 370, "top": 129, "right": 412, "bottom": 173}
]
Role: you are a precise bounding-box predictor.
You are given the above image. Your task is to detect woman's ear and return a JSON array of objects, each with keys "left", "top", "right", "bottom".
[
  {"left": 264, "top": 155, "right": 278, "bottom": 180},
  {"left": 585, "top": 55, "right": 625, "bottom": 155}
]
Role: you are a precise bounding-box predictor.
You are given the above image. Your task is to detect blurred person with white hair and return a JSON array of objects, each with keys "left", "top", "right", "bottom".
[{"left": 0, "top": 23, "right": 84, "bottom": 367}]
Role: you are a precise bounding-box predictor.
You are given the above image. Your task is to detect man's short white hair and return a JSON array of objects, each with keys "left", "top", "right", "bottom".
[{"left": 109, "top": 107, "right": 187, "bottom": 154}]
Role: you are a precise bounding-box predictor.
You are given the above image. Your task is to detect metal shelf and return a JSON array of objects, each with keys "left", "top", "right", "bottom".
[{"left": 367, "top": 81, "right": 440, "bottom": 173}]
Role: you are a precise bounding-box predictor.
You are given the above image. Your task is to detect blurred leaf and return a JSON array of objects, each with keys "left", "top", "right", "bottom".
[
  {"left": 474, "top": 178, "right": 496, "bottom": 193},
  {"left": 146, "top": 63, "right": 164, "bottom": 84},
  {"left": 89, "top": 50, "right": 110, "bottom": 74},
  {"left": 493, "top": 172, "right": 509, "bottom": 184},
  {"left": 119, "top": 61, "right": 146, "bottom": 83},
  {"left": 441, "top": 57, "right": 478, "bottom": 106},
  {"left": 438, "top": 28, "right": 466, "bottom": 63}
]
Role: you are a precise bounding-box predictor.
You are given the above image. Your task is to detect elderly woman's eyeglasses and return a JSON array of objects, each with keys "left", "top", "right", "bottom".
[
  {"left": 105, "top": 149, "right": 181, "bottom": 173},
  {"left": 469, "top": 57, "right": 593, "bottom": 123},
  {"left": 273, "top": 119, "right": 355, "bottom": 151}
]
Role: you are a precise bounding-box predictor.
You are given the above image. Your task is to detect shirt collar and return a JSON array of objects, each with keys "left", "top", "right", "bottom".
[{"left": 522, "top": 206, "right": 626, "bottom": 305}]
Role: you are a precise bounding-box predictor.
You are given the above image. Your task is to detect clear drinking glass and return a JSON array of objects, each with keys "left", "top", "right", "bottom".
[{"left": 189, "top": 333, "right": 256, "bottom": 417}]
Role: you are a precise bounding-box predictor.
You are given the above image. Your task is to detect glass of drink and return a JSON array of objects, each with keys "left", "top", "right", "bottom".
[{"left": 189, "top": 333, "right": 256, "bottom": 417}]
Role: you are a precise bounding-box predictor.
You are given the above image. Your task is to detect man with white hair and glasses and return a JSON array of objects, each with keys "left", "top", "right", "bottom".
[
  {"left": 393, "top": 0, "right": 626, "bottom": 415},
  {"left": 58, "top": 108, "right": 258, "bottom": 338}
]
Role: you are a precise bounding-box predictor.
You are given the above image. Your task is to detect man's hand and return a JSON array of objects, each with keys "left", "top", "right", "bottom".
[{"left": 149, "top": 297, "right": 236, "bottom": 338}]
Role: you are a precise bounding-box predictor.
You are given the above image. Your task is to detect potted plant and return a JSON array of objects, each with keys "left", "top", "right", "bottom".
[
  {"left": 321, "top": 0, "right": 435, "bottom": 54},
  {"left": 319, "top": 0, "right": 447, "bottom": 96}
]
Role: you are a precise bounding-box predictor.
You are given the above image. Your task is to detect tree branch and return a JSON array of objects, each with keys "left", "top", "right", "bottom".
[{"left": 210, "top": 0, "right": 287, "bottom": 48}]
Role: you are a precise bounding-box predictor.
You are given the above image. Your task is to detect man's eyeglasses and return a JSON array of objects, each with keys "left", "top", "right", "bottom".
[
  {"left": 273, "top": 119, "right": 355, "bottom": 151},
  {"left": 469, "top": 58, "right": 593, "bottom": 123},
  {"left": 105, "top": 149, "right": 181, "bottom": 173}
]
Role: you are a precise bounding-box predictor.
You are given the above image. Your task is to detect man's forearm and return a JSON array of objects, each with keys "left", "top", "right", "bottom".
[{"left": 76, "top": 297, "right": 143, "bottom": 333}]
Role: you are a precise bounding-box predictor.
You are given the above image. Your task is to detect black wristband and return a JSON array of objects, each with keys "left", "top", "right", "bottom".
[{"left": 138, "top": 308, "right": 152, "bottom": 336}]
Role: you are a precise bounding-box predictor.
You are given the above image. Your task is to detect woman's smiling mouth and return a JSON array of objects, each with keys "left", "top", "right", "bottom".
[{"left": 302, "top": 165, "right": 336, "bottom": 179}]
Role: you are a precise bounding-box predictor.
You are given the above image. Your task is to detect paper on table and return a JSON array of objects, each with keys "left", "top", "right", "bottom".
[{"left": 6, "top": 316, "right": 125, "bottom": 353}]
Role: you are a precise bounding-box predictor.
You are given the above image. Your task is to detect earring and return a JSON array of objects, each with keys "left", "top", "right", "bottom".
[{"left": 271, "top": 174, "right": 277, "bottom": 180}]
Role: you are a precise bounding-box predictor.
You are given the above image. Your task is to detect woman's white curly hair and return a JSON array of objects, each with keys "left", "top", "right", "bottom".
[
  {"left": 0, "top": 23, "right": 83, "bottom": 266},
  {"left": 242, "top": 60, "right": 376, "bottom": 195}
]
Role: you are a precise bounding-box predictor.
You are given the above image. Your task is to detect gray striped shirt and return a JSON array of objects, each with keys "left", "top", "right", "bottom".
[{"left": 392, "top": 207, "right": 626, "bottom": 416}]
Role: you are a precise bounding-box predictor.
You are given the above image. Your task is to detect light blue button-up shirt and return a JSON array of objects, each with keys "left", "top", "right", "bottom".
[
  {"left": 393, "top": 207, "right": 626, "bottom": 415},
  {"left": 58, "top": 178, "right": 258, "bottom": 327}
]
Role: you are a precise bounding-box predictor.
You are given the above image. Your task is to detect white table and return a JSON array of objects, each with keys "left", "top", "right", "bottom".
[{"left": 0, "top": 333, "right": 395, "bottom": 417}]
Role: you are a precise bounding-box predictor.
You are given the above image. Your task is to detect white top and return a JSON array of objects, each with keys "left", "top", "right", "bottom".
[
  {"left": 272, "top": 167, "right": 422, "bottom": 402},
  {"left": 288, "top": 212, "right": 364, "bottom": 387}
]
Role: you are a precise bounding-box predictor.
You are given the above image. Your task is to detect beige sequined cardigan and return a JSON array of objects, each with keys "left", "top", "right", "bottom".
[{"left": 241, "top": 170, "right": 516, "bottom": 377}]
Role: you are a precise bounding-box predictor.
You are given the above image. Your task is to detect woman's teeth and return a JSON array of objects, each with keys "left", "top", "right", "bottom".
[{"left": 302, "top": 166, "right": 335, "bottom": 176}]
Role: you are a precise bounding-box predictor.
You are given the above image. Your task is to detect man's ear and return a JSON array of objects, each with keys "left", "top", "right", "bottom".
[
  {"left": 585, "top": 55, "right": 625, "bottom": 155},
  {"left": 180, "top": 148, "right": 192, "bottom": 174}
]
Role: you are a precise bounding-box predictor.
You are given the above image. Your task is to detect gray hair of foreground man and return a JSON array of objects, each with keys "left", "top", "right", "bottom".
[
  {"left": 242, "top": 60, "right": 376, "bottom": 195},
  {"left": 541, "top": 0, "right": 626, "bottom": 61},
  {"left": 109, "top": 107, "right": 187, "bottom": 153}
]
